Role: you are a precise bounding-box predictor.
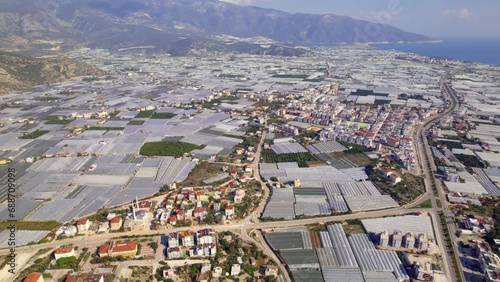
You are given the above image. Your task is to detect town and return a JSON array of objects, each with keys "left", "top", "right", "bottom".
[{"left": 0, "top": 45, "right": 499, "bottom": 282}]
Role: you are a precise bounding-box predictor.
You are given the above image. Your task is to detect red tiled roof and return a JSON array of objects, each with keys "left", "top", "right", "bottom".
[
  {"left": 137, "top": 201, "right": 151, "bottom": 209},
  {"left": 381, "top": 167, "right": 392, "bottom": 173},
  {"left": 194, "top": 207, "right": 206, "bottom": 213},
  {"left": 24, "top": 272, "right": 42, "bottom": 282},
  {"left": 76, "top": 218, "right": 88, "bottom": 226},
  {"left": 54, "top": 245, "right": 74, "bottom": 255},
  {"left": 110, "top": 217, "right": 122, "bottom": 224},
  {"left": 99, "top": 241, "right": 137, "bottom": 255}
]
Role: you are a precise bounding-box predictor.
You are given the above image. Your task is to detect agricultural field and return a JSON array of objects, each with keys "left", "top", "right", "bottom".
[
  {"left": 370, "top": 172, "right": 425, "bottom": 204},
  {"left": 151, "top": 112, "right": 176, "bottom": 119},
  {"left": 19, "top": 129, "right": 49, "bottom": 139},
  {"left": 261, "top": 149, "right": 319, "bottom": 167},
  {"left": 43, "top": 115, "right": 73, "bottom": 124},
  {"left": 454, "top": 153, "right": 487, "bottom": 168},
  {"left": 330, "top": 152, "right": 372, "bottom": 167},
  {"left": 181, "top": 162, "right": 228, "bottom": 186},
  {"left": 140, "top": 141, "right": 204, "bottom": 156},
  {"left": 0, "top": 221, "right": 60, "bottom": 231},
  {"left": 127, "top": 120, "right": 145, "bottom": 125},
  {"left": 135, "top": 110, "right": 155, "bottom": 118}
]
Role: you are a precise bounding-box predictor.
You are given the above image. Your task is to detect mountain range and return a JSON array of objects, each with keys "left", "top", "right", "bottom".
[{"left": 0, "top": 0, "right": 431, "bottom": 55}]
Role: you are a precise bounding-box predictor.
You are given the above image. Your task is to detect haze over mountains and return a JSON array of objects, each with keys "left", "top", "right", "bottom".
[{"left": 0, "top": 0, "right": 431, "bottom": 55}]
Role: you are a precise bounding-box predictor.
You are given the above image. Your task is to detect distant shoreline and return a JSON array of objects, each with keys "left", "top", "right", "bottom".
[
  {"left": 299, "top": 40, "right": 443, "bottom": 48},
  {"left": 366, "top": 40, "right": 443, "bottom": 45},
  {"left": 369, "top": 38, "right": 500, "bottom": 66}
]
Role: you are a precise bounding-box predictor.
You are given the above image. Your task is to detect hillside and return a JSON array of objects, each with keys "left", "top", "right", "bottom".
[{"left": 0, "top": 52, "right": 104, "bottom": 95}]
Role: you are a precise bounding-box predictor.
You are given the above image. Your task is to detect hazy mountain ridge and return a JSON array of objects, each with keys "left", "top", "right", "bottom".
[
  {"left": 0, "top": 0, "right": 431, "bottom": 55},
  {"left": 0, "top": 52, "right": 105, "bottom": 95}
]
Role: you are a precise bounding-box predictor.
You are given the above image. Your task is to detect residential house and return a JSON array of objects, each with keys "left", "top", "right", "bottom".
[
  {"left": 212, "top": 267, "right": 223, "bottom": 278},
  {"left": 109, "top": 217, "right": 123, "bottom": 231},
  {"left": 168, "top": 233, "right": 179, "bottom": 248},
  {"left": 181, "top": 231, "right": 195, "bottom": 247},
  {"left": 231, "top": 264, "right": 241, "bottom": 276},
  {"left": 167, "top": 247, "right": 182, "bottom": 259},
  {"left": 76, "top": 218, "right": 90, "bottom": 232},
  {"left": 54, "top": 245, "right": 75, "bottom": 260},
  {"left": 380, "top": 167, "right": 392, "bottom": 177},
  {"left": 197, "top": 229, "right": 216, "bottom": 245},
  {"left": 244, "top": 164, "right": 253, "bottom": 173},
  {"left": 169, "top": 215, "right": 177, "bottom": 226},
  {"left": 389, "top": 173, "right": 402, "bottom": 184},
  {"left": 200, "top": 264, "right": 211, "bottom": 274},
  {"left": 263, "top": 265, "right": 279, "bottom": 277},
  {"left": 176, "top": 210, "right": 185, "bottom": 221},
  {"left": 225, "top": 205, "right": 235, "bottom": 217},
  {"left": 386, "top": 138, "right": 400, "bottom": 148},
  {"left": 98, "top": 221, "right": 109, "bottom": 233},
  {"left": 23, "top": 272, "right": 44, "bottom": 282},
  {"left": 196, "top": 191, "right": 208, "bottom": 202},
  {"left": 193, "top": 207, "right": 207, "bottom": 219},
  {"left": 234, "top": 189, "right": 245, "bottom": 204}
]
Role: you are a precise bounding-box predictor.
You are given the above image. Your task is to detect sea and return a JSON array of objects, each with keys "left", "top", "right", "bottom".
[{"left": 371, "top": 38, "right": 500, "bottom": 66}]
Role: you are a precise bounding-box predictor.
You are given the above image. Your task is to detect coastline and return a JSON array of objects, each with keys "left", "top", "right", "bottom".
[
  {"left": 369, "top": 38, "right": 500, "bottom": 66},
  {"left": 366, "top": 40, "right": 443, "bottom": 45}
]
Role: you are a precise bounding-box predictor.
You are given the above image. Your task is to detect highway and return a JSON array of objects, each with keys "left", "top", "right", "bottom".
[{"left": 414, "top": 67, "right": 468, "bottom": 282}]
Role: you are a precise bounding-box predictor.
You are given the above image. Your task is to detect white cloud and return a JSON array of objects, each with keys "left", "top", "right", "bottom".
[{"left": 442, "top": 8, "right": 473, "bottom": 20}]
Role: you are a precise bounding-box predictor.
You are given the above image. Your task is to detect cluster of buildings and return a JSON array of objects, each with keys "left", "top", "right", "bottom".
[
  {"left": 379, "top": 167, "right": 403, "bottom": 184},
  {"left": 153, "top": 183, "right": 251, "bottom": 227},
  {"left": 377, "top": 230, "right": 430, "bottom": 252},
  {"left": 166, "top": 229, "right": 217, "bottom": 259},
  {"left": 54, "top": 215, "right": 125, "bottom": 238},
  {"left": 474, "top": 241, "right": 500, "bottom": 282}
]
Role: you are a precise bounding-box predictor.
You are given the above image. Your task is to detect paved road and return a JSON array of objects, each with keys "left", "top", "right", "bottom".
[{"left": 414, "top": 68, "right": 468, "bottom": 282}]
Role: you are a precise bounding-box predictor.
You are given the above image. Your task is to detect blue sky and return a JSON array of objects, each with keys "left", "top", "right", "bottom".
[{"left": 221, "top": 0, "right": 500, "bottom": 38}]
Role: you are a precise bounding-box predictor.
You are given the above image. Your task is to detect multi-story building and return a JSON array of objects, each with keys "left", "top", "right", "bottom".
[
  {"left": 181, "top": 231, "right": 195, "bottom": 247},
  {"left": 404, "top": 232, "right": 415, "bottom": 249},
  {"left": 378, "top": 230, "right": 389, "bottom": 247},
  {"left": 392, "top": 230, "right": 403, "bottom": 248},
  {"left": 197, "top": 229, "right": 216, "bottom": 245},
  {"left": 167, "top": 247, "right": 182, "bottom": 259},
  {"left": 479, "top": 252, "right": 500, "bottom": 282},
  {"left": 417, "top": 233, "right": 429, "bottom": 251},
  {"left": 168, "top": 232, "right": 179, "bottom": 248}
]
